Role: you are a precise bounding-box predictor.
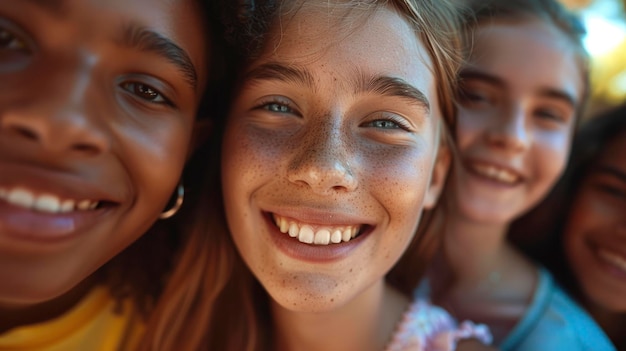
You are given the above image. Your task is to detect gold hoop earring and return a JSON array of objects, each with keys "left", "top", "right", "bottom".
[{"left": 159, "top": 183, "right": 185, "bottom": 219}]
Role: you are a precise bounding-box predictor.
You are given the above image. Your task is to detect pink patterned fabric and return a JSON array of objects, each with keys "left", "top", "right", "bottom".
[{"left": 385, "top": 300, "right": 493, "bottom": 351}]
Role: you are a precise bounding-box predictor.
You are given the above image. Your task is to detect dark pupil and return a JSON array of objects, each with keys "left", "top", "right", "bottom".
[
  {"left": 136, "top": 84, "right": 158, "bottom": 100},
  {"left": 0, "top": 30, "right": 12, "bottom": 47}
]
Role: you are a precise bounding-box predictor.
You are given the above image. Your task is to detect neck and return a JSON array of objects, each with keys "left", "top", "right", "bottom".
[
  {"left": 428, "top": 199, "right": 537, "bottom": 343},
  {"left": 439, "top": 206, "right": 510, "bottom": 286},
  {"left": 272, "top": 280, "right": 408, "bottom": 351},
  {"left": 0, "top": 275, "right": 96, "bottom": 334}
]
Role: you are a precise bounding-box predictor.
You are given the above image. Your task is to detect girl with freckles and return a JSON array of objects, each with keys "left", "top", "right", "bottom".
[{"left": 139, "top": 0, "right": 494, "bottom": 350}]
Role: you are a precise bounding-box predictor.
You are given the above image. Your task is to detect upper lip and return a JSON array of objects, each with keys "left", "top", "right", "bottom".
[
  {"left": 0, "top": 162, "right": 123, "bottom": 204},
  {"left": 462, "top": 158, "right": 526, "bottom": 181},
  {"left": 263, "top": 205, "right": 375, "bottom": 227}
]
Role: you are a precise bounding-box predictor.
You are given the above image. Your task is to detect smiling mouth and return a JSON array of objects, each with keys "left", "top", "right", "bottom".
[
  {"left": 597, "top": 248, "right": 626, "bottom": 274},
  {"left": 467, "top": 162, "right": 521, "bottom": 185},
  {"left": 272, "top": 214, "right": 363, "bottom": 245},
  {"left": 0, "top": 186, "right": 109, "bottom": 214}
]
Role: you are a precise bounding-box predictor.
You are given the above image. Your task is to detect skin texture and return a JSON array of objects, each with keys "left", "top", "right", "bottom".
[
  {"left": 451, "top": 19, "right": 583, "bottom": 224},
  {"left": 0, "top": 0, "right": 207, "bottom": 311},
  {"left": 221, "top": 3, "right": 449, "bottom": 350},
  {"left": 564, "top": 131, "right": 626, "bottom": 313}
]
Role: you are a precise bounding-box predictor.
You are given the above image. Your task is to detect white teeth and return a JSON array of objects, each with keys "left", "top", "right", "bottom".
[
  {"left": 343, "top": 227, "right": 352, "bottom": 242},
  {"left": 471, "top": 163, "right": 519, "bottom": 184},
  {"left": 273, "top": 214, "right": 362, "bottom": 246},
  {"left": 598, "top": 249, "right": 626, "bottom": 273},
  {"left": 299, "top": 225, "right": 315, "bottom": 244},
  {"left": 34, "top": 194, "right": 60, "bottom": 212},
  {"left": 288, "top": 223, "right": 299, "bottom": 238},
  {"left": 314, "top": 229, "right": 331, "bottom": 245},
  {"left": 8, "top": 188, "right": 35, "bottom": 208},
  {"left": 0, "top": 186, "right": 99, "bottom": 214}
]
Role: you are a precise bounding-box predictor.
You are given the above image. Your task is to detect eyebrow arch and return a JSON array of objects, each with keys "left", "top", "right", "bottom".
[
  {"left": 461, "top": 69, "right": 577, "bottom": 108},
  {"left": 244, "top": 63, "right": 316, "bottom": 87},
  {"left": 121, "top": 23, "right": 198, "bottom": 91},
  {"left": 358, "top": 75, "right": 430, "bottom": 113},
  {"left": 594, "top": 165, "right": 626, "bottom": 183}
]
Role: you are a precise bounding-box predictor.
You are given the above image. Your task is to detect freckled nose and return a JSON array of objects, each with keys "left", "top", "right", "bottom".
[{"left": 287, "top": 130, "right": 358, "bottom": 195}]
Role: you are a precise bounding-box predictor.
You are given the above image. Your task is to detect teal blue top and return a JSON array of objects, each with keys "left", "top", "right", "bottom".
[
  {"left": 500, "top": 268, "right": 616, "bottom": 351},
  {"left": 414, "top": 267, "right": 615, "bottom": 350}
]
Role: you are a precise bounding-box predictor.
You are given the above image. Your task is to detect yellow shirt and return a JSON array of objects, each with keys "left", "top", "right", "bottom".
[{"left": 0, "top": 287, "right": 145, "bottom": 351}]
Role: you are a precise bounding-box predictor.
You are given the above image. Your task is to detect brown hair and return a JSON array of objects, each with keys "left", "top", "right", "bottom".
[{"left": 139, "top": 0, "right": 464, "bottom": 349}]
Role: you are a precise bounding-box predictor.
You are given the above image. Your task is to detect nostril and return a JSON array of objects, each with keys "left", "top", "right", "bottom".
[{"left": 72, "top": 143, "right": 100, "bottom": 155}]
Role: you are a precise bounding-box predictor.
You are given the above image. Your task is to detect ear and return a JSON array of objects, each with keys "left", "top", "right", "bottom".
[
  {"left": 423, "top": 132, "right": 451, "bottom": 210},
  {"left": 188, "top": 119, "right": 213, "bottom": 159}
]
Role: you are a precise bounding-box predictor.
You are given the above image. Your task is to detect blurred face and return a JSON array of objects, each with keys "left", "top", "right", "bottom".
[
  {"left": 451, "top": 19, "right": 584, "bottom": 223},
  {"left": 0, "top": 0, "right": 208, "bottom": 305},
  {"left": 222, "top": 3, "right": 448, "bottom": 313},
  {"left": 565, "top": 132, "right": 626, "bottom": 311}
]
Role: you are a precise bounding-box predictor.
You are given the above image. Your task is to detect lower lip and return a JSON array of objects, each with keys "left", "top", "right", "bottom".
[
  {"left": 263, "top": 213, "right": 370, "bottom": 263},
  {"left": 0, "top": 200, "right": 110, "bottom": 244}
]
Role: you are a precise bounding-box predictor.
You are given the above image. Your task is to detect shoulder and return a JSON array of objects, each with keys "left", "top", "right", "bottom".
[
  {"left": 501, "top": 268, "right": 615, "bottom": 351},
  {"left": 386, "top": 299, "right": 492, "bottom": 351}
]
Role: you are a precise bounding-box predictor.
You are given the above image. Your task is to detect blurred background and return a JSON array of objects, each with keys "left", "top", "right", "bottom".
[{"left": 560, "top": 0, "right": 626, "bottom": 117}]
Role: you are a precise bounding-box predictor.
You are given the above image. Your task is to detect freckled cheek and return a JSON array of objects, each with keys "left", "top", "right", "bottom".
[
  {"left": 223, "top": 125, "right": 289, "bottom": 185},
  {"left": 366, "top": 148, "right": 433, "bottom": 227}
]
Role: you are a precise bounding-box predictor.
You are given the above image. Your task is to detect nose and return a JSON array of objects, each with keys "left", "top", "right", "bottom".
[
  {"left": 287, "top": 123, "right": 357, "bottom": 195},
  {"left": 485, "top": 104, "right": 531, "bottom": 153},
  {"left": 0, "top": 55, "right": 110, "bottom": 156}
]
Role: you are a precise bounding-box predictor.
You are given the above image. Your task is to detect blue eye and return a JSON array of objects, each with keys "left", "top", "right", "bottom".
[
  {"left": 264, "top": 102, "right": 293, "bottom": 114},
  {"left": 370, "top": 120, "right": 401, "bottom": 129},
  {"left": 121, "top": 82, "right": 170, "bottom": 105}
]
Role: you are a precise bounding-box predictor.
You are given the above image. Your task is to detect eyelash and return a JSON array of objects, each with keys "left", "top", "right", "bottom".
[
  {"left": 255, "top": 98, "right": 301, "bottom": 117},
  {"left": 365, "top": 114, "right": 412, "bottom": 132},
  {"left": 596, "top": 184, "right": 626, "bottom": 200},
  {"left": 120, "top": 81, "right": 173, "bottom": 107}
]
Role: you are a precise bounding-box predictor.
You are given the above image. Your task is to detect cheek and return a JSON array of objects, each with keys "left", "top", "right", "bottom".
[
  {"left": 122, "top": 124, "right": 190, "bottom": 209},
  {"left": 534, "top": 129, "right": 571, "bottom": 179},
  {"left": 455, "top": 109, "right": 488, "bottom": 150}
]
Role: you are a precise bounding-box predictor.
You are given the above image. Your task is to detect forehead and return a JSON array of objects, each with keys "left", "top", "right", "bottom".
[
  {"left": 257, "top": 3, "right": 436, "bottom": 100},
  {"left": 468, "top": 19, "right": 583, "bottom": 102},
  {"left": 7, "top": 0, "right": 209, "bottom": 83}
]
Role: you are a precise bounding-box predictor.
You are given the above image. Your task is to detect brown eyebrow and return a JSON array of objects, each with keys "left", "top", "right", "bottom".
[
  {"left": 121, "top": 23, "right": 198, "bottom": 91},
  {"left": 244, "top": 63, "right": 316, "bottom": 87},
  {"left": 358, "top": 74, "right": 430, "bottom": 113},
  {"left": 244, "top": 62, "right": 430, "bottom": 112},
  {"left": 460, "top": 69, "right": 577, "bottom": 109}
]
